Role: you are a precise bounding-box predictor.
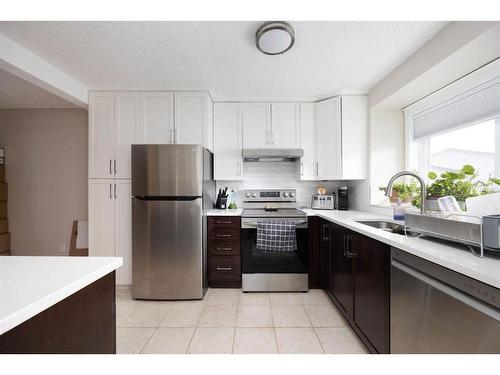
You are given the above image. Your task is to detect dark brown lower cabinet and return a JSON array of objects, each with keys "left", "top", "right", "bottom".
[
  {"left": 352, "top": 232, "right": 390, "bottom": 354},
  {"left": 328, "top": 223, "right": 354, "bottom": 319},
  {"left": 312, "top": 219, "right": 390, "bottom": 354}
]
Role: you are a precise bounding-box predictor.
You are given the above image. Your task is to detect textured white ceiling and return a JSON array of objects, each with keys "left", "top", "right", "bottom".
[
  {"left": 0, "top": 68, "right": 78, "bottom": 109},
  {"left": 0, "top": 21, "right": 447, "bottom": 100}
]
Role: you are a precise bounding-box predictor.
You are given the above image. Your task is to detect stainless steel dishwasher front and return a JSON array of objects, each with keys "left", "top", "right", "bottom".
[{"left": 390, "top": 248, "right": 500, "bottom": 353}]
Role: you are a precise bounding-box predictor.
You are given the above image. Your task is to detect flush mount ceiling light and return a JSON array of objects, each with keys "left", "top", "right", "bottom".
[{"left": 255, "top": 21, "right": 295, "bottom": 55}]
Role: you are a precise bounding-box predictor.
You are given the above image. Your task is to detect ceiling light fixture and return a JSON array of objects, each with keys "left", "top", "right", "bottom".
[{"left": 255, "top": 21, "right": 295, "bottom": 55}]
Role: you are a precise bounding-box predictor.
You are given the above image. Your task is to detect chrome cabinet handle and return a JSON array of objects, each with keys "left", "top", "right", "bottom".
[
  {"left": 109, "top": 184, "right": 112, "bottom": 199},
  {"left": 215, "top": 233, "right": 232, "bottom": 238},
  {"left": 215, "top": 220, "right": 232, "bottom": 224},
  {"left": 300, "top": 162, "right": 304, "bottom": 176},
  {"left": 114, "top": 184, "right": 117, "bottom": 199},
  {"left": 109, "top": 159, "right": 112, "bottom": 175},
  {"left": 216, "top": 267, "right": 232, "bottom": 271},
  {"left": 114, "top": 159, "right": 117, "bottom": 175},
  {"left": 316, "top": 162, "right": 319, "bottom": 177}
]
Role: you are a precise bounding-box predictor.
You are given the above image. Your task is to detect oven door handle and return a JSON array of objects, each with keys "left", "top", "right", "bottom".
[{"left": 242, "top": 219, "right": 308, "bottom": 228}]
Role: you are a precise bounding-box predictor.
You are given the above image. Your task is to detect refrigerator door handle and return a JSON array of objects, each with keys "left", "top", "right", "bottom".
[
  {"left": 114, "top": 184, "right": 117, "bottom": 199},
  {"left": 109, "top": 184, "right": 112, "bottom": 199}
]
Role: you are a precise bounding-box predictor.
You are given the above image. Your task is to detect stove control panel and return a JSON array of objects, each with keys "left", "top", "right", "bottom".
[{"left": 242, "top": 189, "right": 297, "bottom": 202}]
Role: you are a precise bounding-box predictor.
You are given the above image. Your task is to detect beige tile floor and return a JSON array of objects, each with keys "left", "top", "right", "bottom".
[{"left": 116, "top": 287, "right": 368, "bottom": 354}]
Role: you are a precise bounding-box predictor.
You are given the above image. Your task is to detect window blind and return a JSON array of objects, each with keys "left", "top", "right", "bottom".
[{"left": 412, "top": 76, "right": 500, "bottom": 139}]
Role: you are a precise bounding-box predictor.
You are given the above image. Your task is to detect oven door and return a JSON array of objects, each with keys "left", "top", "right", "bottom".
[{"left": 241, "top": 217, "right": 308, "bottom": 291}]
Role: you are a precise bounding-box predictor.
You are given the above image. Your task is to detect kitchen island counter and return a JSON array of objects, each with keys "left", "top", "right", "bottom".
[{"left": 0, "top": 256, "right": 122, "bottom": 353}]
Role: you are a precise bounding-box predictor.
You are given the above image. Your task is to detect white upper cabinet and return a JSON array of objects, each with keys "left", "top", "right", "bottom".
[
  {"left": 315, "top": 97, "right": 342, "bottom": 180},
  {"left": 140, "top": 92, "right": 175, "bottom": 144},
  {"left": 299, "top": 103, "right": 317, "bottom": 180},
  {"left": 271, "top": 103, "right": 300, "bottom": 148},
  {"left": 242, "top": 103, "right": 271, "bottom": 148},
  {"left": 340, "top": 96, "right": 368, "bottom": 179},
  {"left": 213, "top": 103, "right": 243, "bottom": 180},
  {"left": 174, "top": 92, "right": 213, "bottom": 151},
  {"left": 115, "top": 93, "right": 140, "bottom": 178},
  {"left": 89, "top": 92, "right": 115, "bottom": 179},
  {"left": 314, "top": 95, "right": 368, "bottom": 180}
]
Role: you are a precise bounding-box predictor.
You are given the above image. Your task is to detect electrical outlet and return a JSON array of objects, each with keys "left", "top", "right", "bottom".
[{"left": 59, "top": 243, "right": 66, "bottom": 253}]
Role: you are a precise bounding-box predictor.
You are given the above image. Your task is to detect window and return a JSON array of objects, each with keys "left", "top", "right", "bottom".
[{"left": 420, "top": 118, "right": 500, "bottom": 182}]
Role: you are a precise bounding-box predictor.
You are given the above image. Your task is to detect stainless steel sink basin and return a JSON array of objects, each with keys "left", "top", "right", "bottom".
[{"left": 356, "top": 220, "right": 420, "bottom": 237}]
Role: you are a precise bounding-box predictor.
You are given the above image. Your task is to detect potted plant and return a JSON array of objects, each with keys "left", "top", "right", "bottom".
[
  {"left": 415, "top": 165, "right": 500, "bottom": 210},
  {"left": 379, "top": 180, "right": 420, "bottom": 204}
]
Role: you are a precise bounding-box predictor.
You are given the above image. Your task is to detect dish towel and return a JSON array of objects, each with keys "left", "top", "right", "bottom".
[{"left": 256, "top": 220, "right": 296, "bottom": 252}]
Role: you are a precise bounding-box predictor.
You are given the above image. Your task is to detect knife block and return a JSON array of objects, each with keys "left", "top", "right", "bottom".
[{"left": 216, "top": 197, "right": 228, "bottom": 210}]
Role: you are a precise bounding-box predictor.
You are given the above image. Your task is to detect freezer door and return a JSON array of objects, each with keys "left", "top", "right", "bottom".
[
  {"left": 132, "top": 144, "right": 204, "bottom": 197},
  {"left": 132, "top": 197, "right": 204, "bottom": 299}
]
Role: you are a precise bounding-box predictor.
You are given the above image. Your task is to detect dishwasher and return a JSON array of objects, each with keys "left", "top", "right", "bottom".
[{"left": 390, "top": 248, "right": 500, "bottom": 353}]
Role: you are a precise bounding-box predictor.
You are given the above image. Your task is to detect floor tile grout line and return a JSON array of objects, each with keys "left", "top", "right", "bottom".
[
  {"left": 302, "top": 304, "right": 325, "bottom": 354},
  {"left": 139, "top": 327, "right": 158, "bottom": 354}
]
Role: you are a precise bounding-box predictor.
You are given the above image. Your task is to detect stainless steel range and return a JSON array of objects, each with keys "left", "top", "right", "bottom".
[{"left": 241, "top": 189, "right": 308, "bottom": 292}]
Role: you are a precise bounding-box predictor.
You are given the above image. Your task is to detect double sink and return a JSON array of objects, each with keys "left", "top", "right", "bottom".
[{"left": 356, "top": 220, "right": 420, "bottom": 237}]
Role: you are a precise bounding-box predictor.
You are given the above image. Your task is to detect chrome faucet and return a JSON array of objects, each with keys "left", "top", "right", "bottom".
[{"left": 385, "top": 171, "right": 427, "bottom": 215}]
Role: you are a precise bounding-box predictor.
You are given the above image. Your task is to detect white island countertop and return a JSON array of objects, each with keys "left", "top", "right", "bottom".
[
  {"left": 0, "top": 256, "right": 122, "bottom": 335},
  {"left": 302, "top": 209, "right": 500, "bottom": 289}
]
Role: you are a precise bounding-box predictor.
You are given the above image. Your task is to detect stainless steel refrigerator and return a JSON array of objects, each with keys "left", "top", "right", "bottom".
[{"left": 131, "top": 144, "right": 215, "bottom": 300}]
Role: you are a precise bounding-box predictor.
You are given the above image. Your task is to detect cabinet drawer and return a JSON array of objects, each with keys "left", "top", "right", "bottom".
[
  {"left": 209, "top": 227, "right": 240, "bottom": 241},
  {"left": 208, "top": 256, "right": 241, "bottom": 287},
  {"left": 208, "top": 241, "right": 240, "bottom": 256},
  {"left": 208, "top": 216, "right": 240, "bottom": 228}
]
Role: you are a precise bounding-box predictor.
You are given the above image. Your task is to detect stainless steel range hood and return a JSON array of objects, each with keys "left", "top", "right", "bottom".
[{"left": 242, "top": 148, "right": 304, "bottom": 162}]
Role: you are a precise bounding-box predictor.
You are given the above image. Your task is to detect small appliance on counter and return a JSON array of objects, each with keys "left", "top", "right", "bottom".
[
  {"left": 311, "top": 194, "right": 335, "bottom": 210},
  {"left": 337, "top": 186, "right": 349, "bottom": 210}
]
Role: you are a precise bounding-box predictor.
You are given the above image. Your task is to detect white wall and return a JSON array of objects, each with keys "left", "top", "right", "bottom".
[
  {"left": 369, "top": 108, "right": 405, "bottom": 205},
  {"left": 0, "top": 109, "right": 88, "bottom": 255}
]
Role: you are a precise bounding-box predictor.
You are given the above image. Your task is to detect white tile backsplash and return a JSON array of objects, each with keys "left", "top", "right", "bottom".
[{"left": 216, "top": 161, "right": 370, "bottom": 211}]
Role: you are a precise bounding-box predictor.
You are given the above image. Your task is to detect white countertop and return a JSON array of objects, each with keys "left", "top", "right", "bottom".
[
  {"left": 206, "top": 209, "right": 243, "bottom": 216},
  {"left": 302, "top": 209, "right": 500, "bottom": 289},
  {"left": 0, "top": 256, "right": 122, "bottom": 335}
]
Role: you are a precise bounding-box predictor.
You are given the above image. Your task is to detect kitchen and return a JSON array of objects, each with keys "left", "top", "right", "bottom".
[{"left": 1, "top": 5, "right": 500, "bottom": 372}]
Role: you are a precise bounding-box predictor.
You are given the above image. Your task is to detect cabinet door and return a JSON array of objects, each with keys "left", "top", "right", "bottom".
[
  {"left": 320, "top": 221, "right": 331, "bottom": 289},
  {"left": 115, "top": 93, "right": 140, "bottom": 179},
  {"left": 315, "top": 98, "right": 342, "bottom": 179},
  {"left": 242, "top": 103, "right": 271, "bottom": 148},
  {"left": 175, "top": 92, "right": 211, "bottom": 148},
  {"left": 213, "top": 103, "right": 243, "bottom": 180},
  {"left": 299, "top": 103, "right": 317, "bottom": 180},
  {"left": 140, "top": 92, "right": 174, "bottom": 144},
  {"left": 341, "top": 96, "right": 368, "bottom": 179},
  {"left": 271, "top": 103, "right": 300, "bottom": 148},
  {"left": 329, "top": 223, "right": 354, "bottom": 318},
  {"left": 353, "top": 233, "right": 390, "bottom": 353},
  {"left": 89, "top": 92, "right": 114, "bottom": 179},
  {"left": 89, "top": 180, "right": 115, "bottom": 257},
  {"left": 115, "top": 180, "right": 132, "bottom": 285}
]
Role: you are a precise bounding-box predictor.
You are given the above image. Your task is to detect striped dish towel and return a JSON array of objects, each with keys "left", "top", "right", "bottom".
[{"left": 256, "top": 220, "right": 296, "bottom": 252}]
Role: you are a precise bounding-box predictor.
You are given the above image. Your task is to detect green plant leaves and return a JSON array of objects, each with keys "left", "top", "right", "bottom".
[
  {"left": 428, "top": 171, "right": 437, "bottom": 180},
  {"left": 461, "top": 164, "right": 475, "bottom": 175}
]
